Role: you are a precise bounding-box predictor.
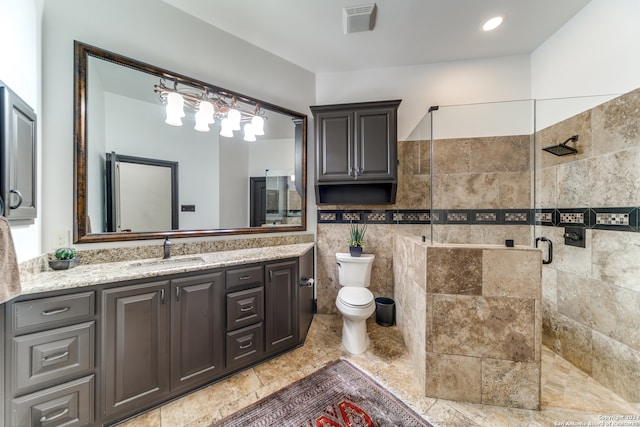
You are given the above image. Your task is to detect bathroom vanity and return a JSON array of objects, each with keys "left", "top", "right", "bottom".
[{"left": 1, "top": 243, "right": 314, "bottom": 426}]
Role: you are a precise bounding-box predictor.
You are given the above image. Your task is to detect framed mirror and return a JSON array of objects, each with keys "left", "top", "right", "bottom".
[{"left": 74, "top": 41, "right": 307, "bottom": 243}]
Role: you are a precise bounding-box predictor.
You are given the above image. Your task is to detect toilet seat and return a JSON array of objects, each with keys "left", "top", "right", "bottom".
[{"left": 337, "top": 287, "right": 374, "bottom": 308}]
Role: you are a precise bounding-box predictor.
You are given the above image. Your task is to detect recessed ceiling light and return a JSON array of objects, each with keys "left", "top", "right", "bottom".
[{"left": 482, "top": 16, "right": 503, "bottom": 31}]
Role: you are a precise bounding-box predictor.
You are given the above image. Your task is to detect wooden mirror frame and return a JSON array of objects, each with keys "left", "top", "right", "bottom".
[{"left": 73, "top": 41, "right": 307, "bottom": 243}]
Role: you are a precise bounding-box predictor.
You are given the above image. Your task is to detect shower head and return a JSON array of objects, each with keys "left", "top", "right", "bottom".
[{"left": 543, "top": 135, "right": 579, "bottom": 156}]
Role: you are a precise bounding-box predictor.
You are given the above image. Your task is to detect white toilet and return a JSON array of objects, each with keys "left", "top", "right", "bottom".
[{"left": 335, "top": 252, "right": 376, "bottom": 354}]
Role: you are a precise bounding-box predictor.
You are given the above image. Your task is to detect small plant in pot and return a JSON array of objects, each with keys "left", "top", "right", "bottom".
[
  {"left": 49, "top": 247, "right": 80, "bottom": 270},
  {"left": 348, "top": 222, "right": 367, "bottom": 257}
]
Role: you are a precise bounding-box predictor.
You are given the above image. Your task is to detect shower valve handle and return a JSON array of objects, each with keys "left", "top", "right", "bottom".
[{"left": 563, "top": 232, "right": 580, "bottom": 241}]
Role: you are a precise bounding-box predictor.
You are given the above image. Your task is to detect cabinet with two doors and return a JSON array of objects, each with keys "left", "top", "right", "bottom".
[
  {"left": 311, "top": 99, "right": 401, "bottom": 204},
  {"left": 2, "top": 250, "right": 314, "bottom": 426}
]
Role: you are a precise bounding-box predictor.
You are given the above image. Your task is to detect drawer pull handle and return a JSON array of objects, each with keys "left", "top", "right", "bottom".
[
  {"left": 240, "top": 305, "right": 254, "bottom": 312},
  {"left": 41, "top": 307, "right": 70, "bottom": 316},
  {"left": 239, "top": 342, "right": 252, "bottom": 349},
  {"left": 239, "top": 275, "right": 252, "bottom": 280},
  {"left": 42, "top": 351, "right": 69, "bottom": 362},
  {"left": 40, "top": 408, "right": 69, "bottom": 422}
]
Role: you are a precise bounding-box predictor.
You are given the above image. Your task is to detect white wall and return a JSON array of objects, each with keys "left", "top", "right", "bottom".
[
  {"left": 316, "top": 54, "right": 532, "bottom": 141},
  {"left": 0, "top": 0, "right": 42, "bottom": 262},
  {"left": 532, "top": 0, "right": 640, "bottom": 102},
  {"left": 531, "top": 0, "right": 640, "bottom": 129},
  {"left": 41, "top": 0, "right": 316, "bottom": 251}
]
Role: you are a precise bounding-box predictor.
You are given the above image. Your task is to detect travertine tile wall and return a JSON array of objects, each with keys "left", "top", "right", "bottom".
[
  {"left": 393, "top": 234, "right": 427, "bottom": 394},
  {"left": 316, "top": 134, "right": 532, "bottom": 314},
  {"left": 537, "top": 88, "right": 640, "bottom": 402},
  {"left": 393, "top": 233, "right": 542, "bottom": 410}
]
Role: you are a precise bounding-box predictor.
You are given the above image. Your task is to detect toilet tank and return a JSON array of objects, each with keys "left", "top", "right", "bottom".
[{"left": 336, "top": 253, "right": 375, "bottom": 287}]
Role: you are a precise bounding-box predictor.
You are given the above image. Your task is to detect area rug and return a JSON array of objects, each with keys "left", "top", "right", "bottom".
[{"left": 214, "top": 359, "right": 432, "bottom": 426}]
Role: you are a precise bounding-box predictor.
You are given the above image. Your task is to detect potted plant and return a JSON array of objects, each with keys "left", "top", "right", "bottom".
[
  {"left": 348, "top": 222, "right": 367, "bottom": 257},
  {"left": 49, "top": 247, "right": 80, "bottom": 270}
]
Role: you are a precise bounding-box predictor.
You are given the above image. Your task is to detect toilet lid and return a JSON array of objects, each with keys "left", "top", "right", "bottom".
[{"left": 338, "top": 287, "right": 373, "bottom": 307}]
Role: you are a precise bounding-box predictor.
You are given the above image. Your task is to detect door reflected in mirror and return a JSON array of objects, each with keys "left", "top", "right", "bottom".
[{"left": 75, "top": 41, "right": 307, "bottom": 242}]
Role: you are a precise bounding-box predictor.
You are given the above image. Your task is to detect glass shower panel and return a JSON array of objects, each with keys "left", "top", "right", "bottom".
[
  {"left": 429, "top": 100, "right": 535, "bottom": 245},
  {"left": 396, "top": 108, "right": 433, "bottom": 241}
]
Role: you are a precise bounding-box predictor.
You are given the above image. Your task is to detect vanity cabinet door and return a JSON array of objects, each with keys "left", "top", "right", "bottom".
[
  {"left": 265, "top": 260, "right": 299, "bottom": 355},
  {"left": 101, "top": 280, "right": 170, "bottom": 421},
  {"left": 170, "top": 272, "right": 225, "bottom": 393}
]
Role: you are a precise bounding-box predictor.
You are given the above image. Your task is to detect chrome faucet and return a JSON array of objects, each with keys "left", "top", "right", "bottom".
[{"left": 163, "top": 236, "right": 171, "bottom": 259}]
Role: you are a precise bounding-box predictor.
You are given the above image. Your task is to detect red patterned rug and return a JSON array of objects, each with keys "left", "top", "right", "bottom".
[{"left": 214, "top": 359, "right": 432, "bottom": 426}]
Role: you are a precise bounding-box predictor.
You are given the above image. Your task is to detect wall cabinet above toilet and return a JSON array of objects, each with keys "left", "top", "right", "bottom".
[{"left": 311, "top": 100, "right": 401, "bottom": 204}]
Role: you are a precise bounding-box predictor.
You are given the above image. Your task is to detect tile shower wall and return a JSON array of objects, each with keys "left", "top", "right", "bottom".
[
  {"left": 316, "top": 133, "right": 533, "bottom": 314},
  {"left": 537, "top": 88, "right": 640, "bottom": 402},
  {"left": 393, "top": 233, "right": 542, "bottom": 410}
]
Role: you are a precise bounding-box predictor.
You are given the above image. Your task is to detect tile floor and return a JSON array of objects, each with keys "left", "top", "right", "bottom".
[{"left": 118, "top": 314, "right": 640, "bottom": 427}]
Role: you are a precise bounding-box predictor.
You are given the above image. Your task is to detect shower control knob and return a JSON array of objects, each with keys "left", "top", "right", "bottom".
[{"left": 563, "top": 232, "right": 580, "bottom": 241}]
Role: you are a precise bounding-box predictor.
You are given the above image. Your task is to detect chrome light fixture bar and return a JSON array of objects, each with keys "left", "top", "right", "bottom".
[{"left": 154, "top": 78, "right": 265, "bottom": 141}]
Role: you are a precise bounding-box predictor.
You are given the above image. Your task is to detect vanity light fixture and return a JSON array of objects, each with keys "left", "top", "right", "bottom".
[
  {"left": 155, "top": 79, "right": 266, "bottom": 140},
  {"left": 482, "top": 16, "right": 503, "bottom": 31}
]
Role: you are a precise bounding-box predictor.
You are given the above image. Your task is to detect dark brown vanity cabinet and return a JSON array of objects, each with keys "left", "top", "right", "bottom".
[
  {"left": 102, "top": 280, "right": 170, "bottom": 421},
  {"left": 225, "top": 265, "right": 265, "bottom": 371},
  {"left": 4, "top": 291, "right": 96, "bottom": 427},
  {"left": 102, "top": 272, "right": 225, "bottom": 422},
  {"left": 265, "top": 260, "right": 299, "bottom": 354},
  {"left": 171, "top": 272, "right": 225, "bottom": 392},
  {"left": 0, "top": 81, "right": 37, "bottom": 223},
  {"left": 3, "top": 252, "right": 313, "bottom": 426}
]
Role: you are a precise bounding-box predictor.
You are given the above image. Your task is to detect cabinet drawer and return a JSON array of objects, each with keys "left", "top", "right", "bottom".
[
  {"left": 12, "top": 292, "right": 95, "bottom": 333},
  {"left": 226, "top": 265, "right": 263, "bottom": 291},
  {"left": 226, "top": 322, "right": 264, "bottom": 371},
  {"left": 12, "top": 321, "right": 95, "bottom": 394},
  {"left": 227, "top": 287, "right": 264, "bottom": 331},
  {"left": 11, "top": 375, "right": 94, "bottom": 427}
]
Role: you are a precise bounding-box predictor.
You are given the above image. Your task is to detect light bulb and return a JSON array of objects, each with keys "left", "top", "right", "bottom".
[
  {"left": 199, "top": 100, "right": 215, "bottom": 124},
  {"left": 194, "top": 110, "right": 210, "bottom": 132},
  {"left": 165, "top": 105, "right": 183, "bottom": 126},
  {"left": 165, "top": 92, "right": 185, "bottom": 126},
  {"left": 228, "top": 108, "right": 241, "bottom": 131},
  {"left": 251, "top": 116, "right": 264, "bottom": 135},
  {"left": 220, "top": 118, "right": 234, "bottom": 137},
  {"left": 243, "top": 123, "right": 256, "bottom": 142}
]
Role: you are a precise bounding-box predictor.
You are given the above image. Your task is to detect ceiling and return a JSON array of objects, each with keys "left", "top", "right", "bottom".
[{"left": 162, "top": 0, "right": 591, "bottom": 73}]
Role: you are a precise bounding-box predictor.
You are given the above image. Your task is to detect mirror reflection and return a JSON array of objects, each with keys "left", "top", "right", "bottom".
[{"left": 75, "top": 42, "right": 307, "bottom": 242}]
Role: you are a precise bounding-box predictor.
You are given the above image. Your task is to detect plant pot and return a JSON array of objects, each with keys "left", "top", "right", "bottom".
[
  {"left": 49, "top": 257, "right": 81, "bottom": 270},
  {"left": 349, "top": 246, "right": 363, "bottom": 257}
]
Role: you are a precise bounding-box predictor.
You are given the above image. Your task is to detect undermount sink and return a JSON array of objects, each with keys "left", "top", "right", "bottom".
[{"left": 128, "top": 256, "right": 206, "bottom": 270}]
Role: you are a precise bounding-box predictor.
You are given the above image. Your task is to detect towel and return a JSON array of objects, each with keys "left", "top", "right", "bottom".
[{"left": 0, "top": 216, "right": 21, "bottom": 304}]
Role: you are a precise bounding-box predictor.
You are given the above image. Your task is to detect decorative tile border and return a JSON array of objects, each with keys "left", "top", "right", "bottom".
[{"left": 318, "top": 207, "right": 640, "bottom": 232}]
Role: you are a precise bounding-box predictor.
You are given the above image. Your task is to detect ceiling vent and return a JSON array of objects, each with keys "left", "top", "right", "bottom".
[{"left": 343, "top": 3, "right": 377, "bottom": 34}]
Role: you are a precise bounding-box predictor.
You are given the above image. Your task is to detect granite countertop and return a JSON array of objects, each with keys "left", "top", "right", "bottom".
[{"left": 20, "top": 242, "right": 315, "bottom": 296}]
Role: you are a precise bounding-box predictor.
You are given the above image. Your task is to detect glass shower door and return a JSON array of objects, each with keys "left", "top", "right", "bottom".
[{"left": 427, "top": 99, "right": 535, "bottom": 246}]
